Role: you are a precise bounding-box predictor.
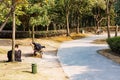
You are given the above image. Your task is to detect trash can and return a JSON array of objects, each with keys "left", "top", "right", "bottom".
[{"left": 32, "top": 63, "right": 37, "bottom": 74}]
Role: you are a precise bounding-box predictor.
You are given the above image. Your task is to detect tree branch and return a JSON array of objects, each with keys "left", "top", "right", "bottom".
[
  {"left": 98, "top": 17, "right": 106, "bottom": 24},
  {"left": 0, "top": 10, "right": 12, "bottom": 31}
]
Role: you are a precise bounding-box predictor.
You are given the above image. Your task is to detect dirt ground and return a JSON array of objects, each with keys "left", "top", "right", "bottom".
[
  {"left": 0, "top": 34, "right": 88, "bottom": 80},
  {"left": 98, "top": 49, "right": 120, "bottom": 64},
  {"left": 0, "top": 39, "right": 69, "bottom": 80},
  {"left": 93, "top": 39, "right": 120, "bottom": 64}
]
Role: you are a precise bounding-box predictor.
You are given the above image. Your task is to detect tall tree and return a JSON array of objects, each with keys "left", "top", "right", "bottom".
[
  {"left": 115, "top": 0, "right": 120, "bottom": 25},
  {"left": 72, "top": 0, "right": 94, "bottom": 34},
  {"left": 106, "top": 0, "right": 116, "bottom": 38},
  {"left": 114, "top": 0, "right": 120, "bottom": 37},
  {"left": 11, "top": 0, "right": 16, "bottom": 62},
  {"left": 27, "top": 0, "right": 52, "bottom": 42},
  {"left": 106, "top": 0, "right": 111, "bottom": 38},
  {"left": 58, "top": 0, "right": 73, "bottom": 36},
  {"left": 0, "top": 0, "right": 27, "bottom": 31},
  {"left": 92, "top": 0, "right": 106, "bottom": 31}
]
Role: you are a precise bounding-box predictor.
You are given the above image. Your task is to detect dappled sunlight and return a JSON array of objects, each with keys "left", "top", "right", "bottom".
[
  {"left": 42, "top": 53, "right": 57, "bottom": 59},
  {"left": 0, "top": 48, "right": 7, "bottom": 54},
  {"left": 59, "top": 37, "right": 108, "bottom": 49},
  {"left": 63, "top": 65, "right": 102, "bottom": 76}
]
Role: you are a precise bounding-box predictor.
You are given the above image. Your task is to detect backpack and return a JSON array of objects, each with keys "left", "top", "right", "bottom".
[{"left": 35, "top": 43, "right": 41, "bottom": 51}]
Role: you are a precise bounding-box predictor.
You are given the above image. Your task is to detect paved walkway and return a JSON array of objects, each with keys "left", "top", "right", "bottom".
[{"left": 57, "top": 34, "right": 120, "bottom": 80}]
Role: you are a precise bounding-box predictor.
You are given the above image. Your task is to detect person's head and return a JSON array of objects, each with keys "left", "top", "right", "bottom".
[
  {"left": 32, "top": 42, "right": 36, "bottom": 45},
  {"left": 15, "top": 44, "right": 19, "bottom": 48}
]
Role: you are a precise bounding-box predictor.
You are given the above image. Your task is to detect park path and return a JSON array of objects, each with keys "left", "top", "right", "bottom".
[{"left": 57, "top": 34, "right": 120, "bottom": 80}]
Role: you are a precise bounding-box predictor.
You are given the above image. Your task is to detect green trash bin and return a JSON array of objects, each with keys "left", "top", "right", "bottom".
[{"left": 32, "top": 63, "right": 37, "bottom": 74}]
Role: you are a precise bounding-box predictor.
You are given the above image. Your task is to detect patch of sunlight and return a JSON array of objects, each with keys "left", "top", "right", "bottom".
[
  {"left": 47, "top": 36, "right": 72, "bottom": 42},
  {"left": 64, "top": 66, "right": 101, "bottom": 76},
  {"left": 46, "top": 33, "right": 87, "bottom": 42},
  {"left": 70, "top": 33, "right": 87, "bottom": 40},
  {"left": 92, "top": 39, "right": 107, "bottom": 44},
  {"left": 0, "top": 48, "right": 7, "bottom": 54}
]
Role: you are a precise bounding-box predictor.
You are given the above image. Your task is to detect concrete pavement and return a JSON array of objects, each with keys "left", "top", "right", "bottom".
[{"left": 57, "top": 34, "right": 120, "bottom": 80}]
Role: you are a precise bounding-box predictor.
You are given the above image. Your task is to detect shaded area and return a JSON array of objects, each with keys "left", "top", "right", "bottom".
[
  {"left": 0, "top": 39, "right": 12, "bottom": 46},
  {"left": 22, "top": 53, "right": 33, "bottom": 57}
]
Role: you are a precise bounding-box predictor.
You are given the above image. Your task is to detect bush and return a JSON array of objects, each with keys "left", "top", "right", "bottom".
[
  {"left": 106, "top": 37, "right": 120, "bottom": 54},
  {"left": 0, "top": 30, "right": 66, "bottom": 38},
  {"left": 0, "top": 31, "right": 30, "bottom": 38}
]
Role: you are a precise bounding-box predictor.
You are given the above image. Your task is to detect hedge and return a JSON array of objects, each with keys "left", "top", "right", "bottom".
[
  {"left": 0, "top": 30, "right": 66, "bottom": 38},
  {"left": 106, "top": 37, "right": 120, "bottom": 54}
]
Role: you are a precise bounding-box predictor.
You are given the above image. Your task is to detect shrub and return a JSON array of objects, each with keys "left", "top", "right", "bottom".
[
  {"left": 106, "top": 37, "right": 120, "bottom": 54},
  {"left": 0, "top": 30, "right": 66, "bottom": 38}
]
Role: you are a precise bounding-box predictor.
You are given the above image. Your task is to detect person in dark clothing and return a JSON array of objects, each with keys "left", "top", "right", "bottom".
[
  {"left": 7, "top": 50, "right": 12, "bottom": 62},
  {"left": 32, "top": 42, "right": 45, "bottom": 56},
  {"left": 14, "top": 44, "right": 22, "bottom": 62},
  {"left": 7, "top": 44, "right": 22, "bottom": 62},
  {"left": 32, "top": 42, "right": 42, "bottom": 51}
]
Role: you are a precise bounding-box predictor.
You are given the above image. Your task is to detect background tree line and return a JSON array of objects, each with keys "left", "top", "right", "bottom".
[
  {"left": 0, "top": 0, "right": 120, "bottom": 35},
  {"left": 0, "top": 0, "right": 120, "bottom": 61}
]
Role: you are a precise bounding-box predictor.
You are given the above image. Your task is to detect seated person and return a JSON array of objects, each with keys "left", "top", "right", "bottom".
[
  {"left": 15, "top": 44, "right": 22, "bottom": 62},
  {"left": 7, "top": 44, "right": 22, "bottom": 62},
  {"left": 7, "top": 50, "right": 12, "bottom": 62}
]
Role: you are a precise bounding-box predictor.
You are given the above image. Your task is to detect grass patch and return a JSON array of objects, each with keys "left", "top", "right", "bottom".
[
  {"left": 46, "top": 33, "right": 87, "bottom": 42},
  {"left": 92, "top": 39, "right": 107, "bottom": 44},
  {"left": 70, "top": 33, "right": 87, "bottom": 39}
]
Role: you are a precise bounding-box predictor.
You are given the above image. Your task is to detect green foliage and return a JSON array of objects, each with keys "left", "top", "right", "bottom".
[
  {"left": 0, "top": 0, "right": 117, "bottom": 32},
  {"left": 27, "top": 0, "right": 52, "bottom": 27},
  {"left": 114, "top": 0, "right": 120, "bottom": 13},
  {"left": 106, "top": 37, "right": 120, "bottom": 54},
  {"left": 29, "top": 16, "right": 41, "bottom": 26},
  {"left": 95, "top": 0, "right": 106, "bottom": 9},
  {"left": 115, "top": 0, "right": 120, "bottom": 25},
  {"left": 91, "top": 0, "right": 106, "bottom": 16},
  {"left": 28, "top": 0, "right": 43, "bottom": 3},
  {"left": 0, "top": 0, "right": 28, "bottom": 25},
  {"left": 27, "top": 4, "right": 41, "bottom": 15},
  {"left": 0, "top": 0, "right": 11, "bottom": 22}
]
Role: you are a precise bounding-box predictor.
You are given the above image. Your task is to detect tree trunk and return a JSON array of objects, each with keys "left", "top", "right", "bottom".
[
  {"left": 53, "top": 23, "right": 56, "bottom": 31},
  {"left": 96, "top": 22, "right": 99, "bottom": 30},
  {"left": 66, "top": 11, "right": 70, "bottom": 36},
  {"left": 76, "top": 17, "right": 80, "bottom": 34},
  {"left": 115, "top": 25, "right": 118, "bottom": 37},
  {"left": 29, "top": 28, "right": 31, "bottom": 38},
  {"left": 11, "top": 0, "right": 16, "bottom": 62},
  {"left": 32, "top": 25, "right": 35, "bottom": 42},
  {"left": 94, "top": 17, "right": 97, "bottom": 32},
  {"left": 46, "top": 26, "right": 49, "bottom": 32},
  {"left": 106, "top": 0, "right": 111, "bottom": 38}
]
